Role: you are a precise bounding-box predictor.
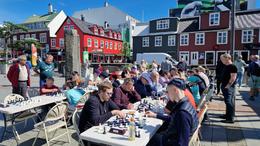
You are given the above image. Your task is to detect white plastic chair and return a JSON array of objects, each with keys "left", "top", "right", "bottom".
[
  {"left": 72, "top": 108, "right": 84, "bottom": 146},
  {"left": 32, "top": 102, "right": 70, "bottom": 146},
  {"left": 3, "top": 94, "right": 37, "bottom": 141},
  {"left": 189, "top": 124, "right": 201, "bottom": 146}
]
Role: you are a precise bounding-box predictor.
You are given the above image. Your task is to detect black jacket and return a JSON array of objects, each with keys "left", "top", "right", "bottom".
[{"left": 78, "top": 95, "right": 119, "bottom": 133}]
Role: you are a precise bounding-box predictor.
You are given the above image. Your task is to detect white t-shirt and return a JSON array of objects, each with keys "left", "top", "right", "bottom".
[{"left": 18, "top": 64, "right": 28, "bottom": 81}]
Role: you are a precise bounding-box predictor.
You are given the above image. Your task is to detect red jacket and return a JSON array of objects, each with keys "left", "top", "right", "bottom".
[{"left": 7, "top": 63, "right": 31, "bottom": 87}]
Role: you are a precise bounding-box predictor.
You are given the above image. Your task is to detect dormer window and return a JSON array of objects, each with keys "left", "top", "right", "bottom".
[
  {"left": 109, "top": 31, "right": 113, "bottom": 38},
  {"left": 117, "top": 33, "right": 121, "bottom": 40},
  {"left": 93, "top": 26, "right": 98, "bottom": 35},
  {"left": 114, "top": 33, "right": 117, "bottom": 39},
  {"left": 209, "top": 12, "right": 220, "bottom": 26},
  {"left": 156, "top": 19, "right": 169, "bottom": 30},
  {"left": 100, "top": 29, "right": 104, "bottom": 36}
]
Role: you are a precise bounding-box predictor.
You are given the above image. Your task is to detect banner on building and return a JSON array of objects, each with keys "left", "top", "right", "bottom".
[{"left": 31, "top": 44, "right": 37, "bottom": 66}]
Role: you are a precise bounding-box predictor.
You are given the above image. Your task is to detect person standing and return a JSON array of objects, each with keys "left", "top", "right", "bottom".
[
  {"left": 216, "top": 57, "right": 226, "bottom": 95},
  {"left": 220, "top": 54, "right": 237, "bottom": 123},
  {"left": 161, "top": 57, "right": 172, "bottom": 72},
  {"left": 7, "top": 55, "right": 31, "bottom": 98},
  {"left": 234, "top": 55, "right": 247, "bottom": 87},
  {"left": 247, "top": 55, "right": 260, "bottom": 101},
  {"left": 34, "top": 55, "right": 55, "bottom": 87}
]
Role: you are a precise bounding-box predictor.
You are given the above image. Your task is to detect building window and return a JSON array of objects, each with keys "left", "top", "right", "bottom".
[
  {"left": 20, "top": 35, "right": 24, "bottom": 40},
  {"left": 114, "top": 42, "right": 117, "bottom": 50},
  {"left": 110, "top": 42, "right": 113, "bottom": 49},
  {"left": 13, "top": 35, "right": 17, "bottom": 42},
  {"left": 40, "top": 33, "right": 47, "bottom": 43},
  {"left": 114, "top": 33, "right": 117, "bottom": 39},
  {"left": 156, "top": 19, "right": 170, "bottom": 30},
  {"left": 205, "top": 51, "right": 215, "bottom": 65},
  {"left": 94, "top": 39, "right": 98, "bottom": 48},
  {"left": 109, "top": 32, "right": 113, "bottom": 38},
  {"left": 67, "top": 19, "right": 71, "bottom": 24},
  {"left": 87, "top": 38, "right": 92, "bottom": 47},
  {"left": 180, "top": 34, "right": 189, "bottom": 46},
  {"left": 142, "top": 37, "right": 149, "bottom": 47},
  {"left": 155, "top": 36, "right": 162, "bottom": 47},
  {"left": 118, "top": 43, "right": 121, "bottom": 50},
  {"left": 31, "top": 34, "right": 36, "bottom": 39},
  {"left": 100, "top": 30, "right": 104, "bottom": 36},
  {"left": 51, "top": 39, "right": 56, "bottom": 47},
  {"left": 64, "top": 26, "right": 69, "bottom": 31},
  {"left": 195, "top": 33, "right": 205, "bottom": 45},
  {"left": 118, "top": 34, "right": 121, "bottom": 40},
  {"left": 242, "top": 30, "right": 253, "bottom": 43},
  {"left": 59, "top": 38, "right": 64, "bottom": 48},
  {"left": 217, "top": 31, "right": 228, "bottom": 44},
  {"left": 70, "top": 25, "right": 74, "bottom": 30},
  {"left": 94, "top": 28, "right": 98, "bottom": 35},
  {"left": 209, "top": 12, "right": 220, "bottom": 26},
  {"left": 25, "top": 34, "right": 30, "bottom": 39},
  {"left": 168, "top": 35, "right": 176, "bottom": 46},
  {"left": 105, "top": 41, "right": 109, "bottom": 49},
  {"left": 100, "top": 40, "right": 104, "bottom": 49}
]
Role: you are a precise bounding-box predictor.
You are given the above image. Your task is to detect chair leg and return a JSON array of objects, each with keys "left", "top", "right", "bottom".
[
  {"left": 44, "top": 129, "right": 50, "bottom": 146},
  {"left": 12, "top": 123, "right": 20, "bottom": 145},
  {"left": 0, "top": 114, "right": 7, "bottom": 142},
  {"left": 32, "top": 130, "right": 41, "bottom": 146},
  {"left": 65, "top": 122, "right": 71, "bottom": 143}
]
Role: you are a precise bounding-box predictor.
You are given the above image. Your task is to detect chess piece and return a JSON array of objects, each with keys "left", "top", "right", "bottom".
[{"left": 103, "top": 126, "right": 106, "bottom": 134}]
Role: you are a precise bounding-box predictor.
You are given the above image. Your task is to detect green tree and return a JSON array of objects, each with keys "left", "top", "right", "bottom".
[
  {"left": 122, "top": 42, "right": 130, "bottom": 57},
  {"left": 0, "top": 21, "right": 28, "bottom": 59}
]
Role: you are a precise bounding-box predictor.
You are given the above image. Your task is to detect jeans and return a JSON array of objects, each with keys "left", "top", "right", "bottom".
[
  {"left": 221, "top": 86, "right": 235, "bottom": 121},
  {"left": 236, "top": 72, "right": 244, "bottom": 87},
  {"left": 13, "top": 81, "right": 28, "bottom": 98},
  {"left": 40, "top": 78, "right": 46, "bottom": 87}
]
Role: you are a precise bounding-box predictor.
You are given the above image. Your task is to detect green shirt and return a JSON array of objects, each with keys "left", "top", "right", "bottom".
[{"left": 36, "top": 61, "right": 55, "bottom": 80}]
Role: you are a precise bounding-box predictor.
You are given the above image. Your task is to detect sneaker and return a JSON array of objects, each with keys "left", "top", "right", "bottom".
[{"left": 221, "top": 119, "right": 234, "bottom": 124}]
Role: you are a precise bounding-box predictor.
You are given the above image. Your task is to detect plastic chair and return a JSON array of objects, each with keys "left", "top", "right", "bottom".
[
  {"left": 32, "top": 102, "right": 70, "bottom": 146},
  {"left": 189, "top": 124, "right": 201, "bottom": 146},
  {"left": 72, "top": 107, "right": 84, "bottom": 146},
  {"left": 3, "top": 94, "right": 38, "bottom": 141}
]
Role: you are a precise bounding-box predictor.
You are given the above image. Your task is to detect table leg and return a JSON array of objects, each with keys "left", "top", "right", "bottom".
[{"left": 0, "top": 113, "right": 7, "bottom": 142}]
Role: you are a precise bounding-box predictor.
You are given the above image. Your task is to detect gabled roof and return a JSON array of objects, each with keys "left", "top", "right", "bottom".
[
  {"left": 178, "top": 18, "right": 199, "bottom": 33},
  {"left": 23, "top": 12, "right": 58, "bottom": 24}
]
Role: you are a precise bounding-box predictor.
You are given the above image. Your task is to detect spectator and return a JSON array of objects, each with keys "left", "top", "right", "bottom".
[
  {"left": 34, "top": 55, "right": 55, "bottom": 87},
  {"left": 7, "top": 55, "right": 31, "bottom": 98},
  {"left": 234, "top": 55, "right": 247, "bottom": 87},
  {"left": 146, "top": 78, "right": 198, "bottom": 146},
  {"left": 150, "top": 71, "right": 163, "bottom": 94},
  {"left": 161, "top": 57, "right": 172, "bottom": 72},
  {"left": 187, "top": 70, "right": 201, "bottom": 105},
  {"left": 40, "top": 77, "right": 60, "bottom": 95},
  {"left": 220, "top": 54, "right": 237, "bottom": 123},
  {"left": 112, "top": 78, "right": 141, "bottom": 109},
  {"left": 111, "top": 70, "right": 123, "bottom": 88},
  {"left": 177, "top": 58, "right": 188, "bottom": 72},
  {"left": 193, "top": 68, "right": 207, "bottom": 95},
  {"left": 169, "top": 67, "right": 181, "bottom": 79},
  {"left": 99, "top": 71, "right": 110, "bottom": 82},
  {"left": 216, "top": 57, "right": 226, "bottom": 95},
  {"left": 247, "top": 55, "right": 260, "bottom": 101},
  {"left": 158, "top": 70, "right": 169, "bottom": 88},
  {"left": 152, "top": 60, "right": 158, "bottom": 71},
  {"left": 197, "top": 66, "right": 210, "bottom": 87}
]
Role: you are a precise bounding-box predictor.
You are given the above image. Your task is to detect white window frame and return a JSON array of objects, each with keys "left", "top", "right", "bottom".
[
  {"left": 114, "top": 33, "right": 117, "bottom": 39},
  {"left": 100, "top": 30, "right": 104, "bottom": 36},
  {"left": 87, "top": 38, "right": 92, "bottom": 47},
  {"left": 142, "top": 37, "right": 149, "bottom": 47},
  {"left": 118, "top": 43, "right": 121, "bottom": 50},
  {"left": 242, "top": 29, "right": 254, "bottom": 44},
  {"left": 156, "top": 19, "right": 170, "bottom": 30},
  {"left": 195, "top": 33, "right": 205, "bottom": 45},
  {"left": 59, "top": 38, "right": 64, "bottom": 48},
  {"left": 105, "top": 41, "right": 109, "bottom": 49},
  {"left": 25, "top": 34, "right": 30, "bottom": 39},
  {"left": 31, "top": 34, "right": 36, "bottom": 39},
  {"left": 51, "top": 39, "right": 56, "bottom": 48},
  {"left": 217, "top": 31, "right": 228, "bottom": 44},
  {"left": 20, "top": 35, "right": 24, "bottom": 40},
  {"left": 39, "top": 33, "right": 47, "bottom": 43},
  {"left": 94, "top": 39, "right": 98, "bottom": 48},
  {"left": 64, "top": 26, "right": 69, "bottom": 31},
  {"left": 94, "top": 28, "right": 98, "bottom": 35},
  {"left": 100, "top": 40, "right": 104, "bottom": 49},
  {"left": 110, "top": 42, "right": 113, "bottom": 49},
  {"left": 168, "top": 35, "right": 176, "bottom": 46},
  {"left": 205, "top": 51, "right": 215, "bottom": 65},
  {"left": 114, "top": 42, "right": 117, "bottom": 50},
  {"left": 155, "top": 36, "right": 162, "bottom": 47},
  {"left": 13, "top": 35, "right": 17, "bottom": 42},
  {"left": 179, "top": 51, "right": 190, "bottom": 65},
  {"left": 70, "top": 25, "right": 74, "bottom": 30},
  {"left": 180, "top": 33, "right": 189, "bottom": 46},
  {"left": 209, "top": 12, "right": 220, "bottom": 26},
  {"left": 67, "top": 19, "right": 71, "bottom": 24}
]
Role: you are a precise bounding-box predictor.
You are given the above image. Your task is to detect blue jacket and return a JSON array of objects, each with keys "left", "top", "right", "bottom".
[{"left": 134, "top": 79, "right": 155, "bottom": 98}]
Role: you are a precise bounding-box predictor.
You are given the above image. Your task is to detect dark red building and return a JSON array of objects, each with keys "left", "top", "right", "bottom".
[{"left": 55, "top": 16, "right": 123, "bottom": 63}]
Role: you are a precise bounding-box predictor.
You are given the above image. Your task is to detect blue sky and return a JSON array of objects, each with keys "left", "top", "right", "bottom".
[{"left": 0, "top": 0, "right": 260, "bottom": 24}]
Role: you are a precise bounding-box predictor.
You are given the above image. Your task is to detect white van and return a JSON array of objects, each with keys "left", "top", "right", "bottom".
[{"left": 136, "top": 53, "right": 178, "bottom": 65}]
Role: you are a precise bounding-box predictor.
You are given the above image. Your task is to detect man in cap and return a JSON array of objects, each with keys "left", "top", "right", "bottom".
[
  {"left": 7, "top": 55, "right": 31, "bottom": 97},
  {"left": 146, "top": 78, "right": 199, "bottom": 146},
  {"left": 134, "top": 72, "right": 155, "bottom": 98}
]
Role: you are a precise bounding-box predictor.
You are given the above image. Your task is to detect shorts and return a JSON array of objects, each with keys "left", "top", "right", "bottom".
[{"left": 248, "top": 75, "right": 260, "bottom": 88}]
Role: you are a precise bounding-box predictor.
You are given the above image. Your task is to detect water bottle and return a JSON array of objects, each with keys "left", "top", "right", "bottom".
[{"left": 128, "top": 117, "right": 136, "bottom": 141}]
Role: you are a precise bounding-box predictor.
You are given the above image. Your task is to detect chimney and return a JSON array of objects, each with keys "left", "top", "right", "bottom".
[
  {"left": 81, "top": 14, "right": 85, "bottom": 21},
  {"left": 104, "top": 1, "right": 109, "bottom": 7},
  {"left": 48, "top": 3, "right": 53, "bottom": 14}
]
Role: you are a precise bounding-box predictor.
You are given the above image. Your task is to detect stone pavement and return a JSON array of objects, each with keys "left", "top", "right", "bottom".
[
  {"left": 0, "top": 74, "right": 260, "bottom": 146},
  {"left": 201, "top": 86, "right": 260, "bottom": 146}
]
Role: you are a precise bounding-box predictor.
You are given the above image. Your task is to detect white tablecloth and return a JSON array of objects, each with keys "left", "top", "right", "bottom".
[
  {"left": 80, "top": 110, "right": 163, "bottom": 146},
  {"left": 0, "top": 95, "right": 66, "bottom": 115}
]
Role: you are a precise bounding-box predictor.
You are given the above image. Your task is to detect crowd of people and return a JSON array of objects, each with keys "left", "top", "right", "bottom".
[{"left": 5, "top": 53, "right": 260, "bottom": 146}]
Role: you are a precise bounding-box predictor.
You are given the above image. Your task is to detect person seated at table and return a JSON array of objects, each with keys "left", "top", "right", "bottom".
[
  {"left": 134, "top": 73, "right": 155, "bottom": 98},
  {"left": 192, "top": 68, "right": 207, "bottom": 95},
  {"left": 112, "top": 78, "right": 141, "bottom": 110},
  {"left": 79, "top": 81, "right": 125, "bottom": 134},
  {"left": 40, "top": 77, "right": 60, "bottom": 95},
  {"left": 187, "top": 69, "right": 202, "bottom": 105},
  {"left": 159, "top": 70, "right": 169, "bottom": 88},
  {"left": 111, "top": 70, "right": 123, "bottom": 88},
  {"left": 146, "top": 78, "right": 199, "bottom": 146},
  {"left": 150, "top": 71, "right": 164, "bottom": 95}
]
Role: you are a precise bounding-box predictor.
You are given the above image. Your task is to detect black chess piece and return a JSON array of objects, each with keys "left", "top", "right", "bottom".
[{"left": 103, "top": 126, "right": 106, "bottom": 134}]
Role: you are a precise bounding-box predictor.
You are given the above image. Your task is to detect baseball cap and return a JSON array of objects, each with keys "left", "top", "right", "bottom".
[
  {"left": 100, "top": 71, "right": 109, "bottom": 78},
  {"left": 167, "top": 78, "right": 186, "bottom": 90}
]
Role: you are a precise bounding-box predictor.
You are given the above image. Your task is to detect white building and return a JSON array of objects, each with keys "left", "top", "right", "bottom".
[{"left": 73, "top": 1, "right": 140, "bottom": 52}]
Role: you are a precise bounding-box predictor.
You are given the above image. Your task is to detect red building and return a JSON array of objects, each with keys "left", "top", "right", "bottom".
[
  {"left": 55, "top": 16, "right": 123, "bottom": 63},
  {"left": 178, "top": 10, "right": 260, "bottom": 67}
]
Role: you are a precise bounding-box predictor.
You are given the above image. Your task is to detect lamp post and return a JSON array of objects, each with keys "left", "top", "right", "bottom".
[{"left": 230, "top": 0, "right": 236, "bottom": 59}]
